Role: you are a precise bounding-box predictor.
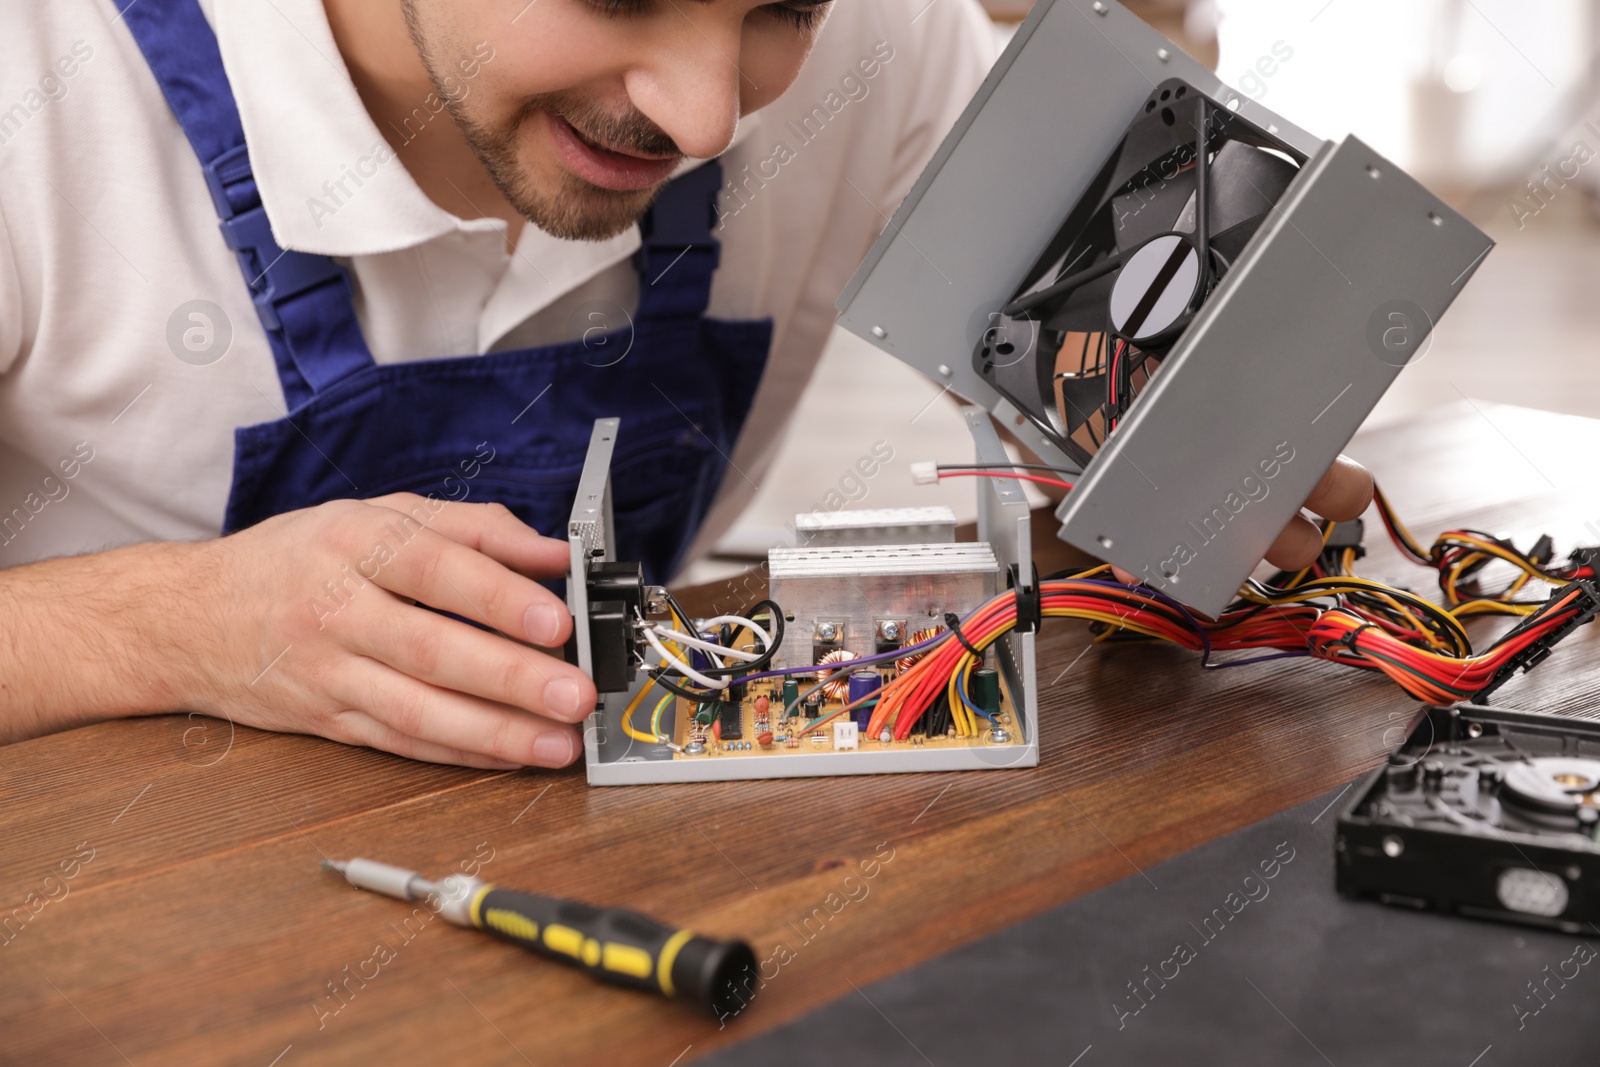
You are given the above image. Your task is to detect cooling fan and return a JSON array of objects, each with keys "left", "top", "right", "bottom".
[
  {"left": 835, "top": 0, "right": 1495, "bottom": 616},
  {"left": 976, "top": 81, "right": 1307, "bottom": 468}
]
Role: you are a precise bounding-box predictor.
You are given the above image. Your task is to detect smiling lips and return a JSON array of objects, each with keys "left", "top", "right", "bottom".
[{"left": 544, "top": 112, "right": 680, "bottom": 192}]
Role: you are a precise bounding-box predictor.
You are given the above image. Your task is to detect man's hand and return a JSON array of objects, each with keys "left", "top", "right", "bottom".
[
  {"left": 175, "top": 493, "right": 596, "bottom": 769},
  {"left": 1255, "top": 455, "right": 1375, "bottom": 571},
  {"left": 1112, "top": 454, "right": 1375, "bottom": 584}
]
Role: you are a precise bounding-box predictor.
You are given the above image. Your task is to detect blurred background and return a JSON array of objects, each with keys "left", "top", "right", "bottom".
[{"left": 685, "top": 0, "right": 1600, "bottom": 583}]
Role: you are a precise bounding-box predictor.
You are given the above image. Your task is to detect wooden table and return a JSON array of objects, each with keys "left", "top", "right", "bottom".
[{"left": 4, "top": 401, "right": 1599, "bottom": 1067}]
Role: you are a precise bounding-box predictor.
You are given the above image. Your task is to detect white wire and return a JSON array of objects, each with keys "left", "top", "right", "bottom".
[
  {"left": 649, "top": 626, "right": 766, "bottom": 663},
  {"left": 642, "top": 626, "right": 727, "bottom": 690},
  {"left": 698, "top": 614, "right": 775, "bottom": 650}
]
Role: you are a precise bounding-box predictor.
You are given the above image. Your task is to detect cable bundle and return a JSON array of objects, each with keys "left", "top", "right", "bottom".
[{"left": 616, "top": 478, "right": 1598, "bottom": 748}]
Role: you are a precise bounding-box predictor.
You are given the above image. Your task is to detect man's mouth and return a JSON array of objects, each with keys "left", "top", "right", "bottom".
[{"left": 544, "top": 113, "right": 681, "bottom": 193}]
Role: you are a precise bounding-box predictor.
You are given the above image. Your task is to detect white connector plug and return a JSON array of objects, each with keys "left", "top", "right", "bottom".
[
  {"left": 832, "top": 721, "right": 859, "bottom": 751},
  {"left": 910, "top": 461, "right": 939, "bottom": 485}
]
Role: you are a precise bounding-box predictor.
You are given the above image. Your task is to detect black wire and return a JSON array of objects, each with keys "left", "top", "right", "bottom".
[
  {"left": 643, "top": 595, "right": 789, "bottom": 704},
  {"left": 655, "top": 592, "right": 785, "bottom": 679},
  {"left": 936, "top": 463, "right": 1077, "bottom": 476}
]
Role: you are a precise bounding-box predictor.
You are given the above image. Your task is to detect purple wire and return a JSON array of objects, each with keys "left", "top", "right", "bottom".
[
  {"left": 1101, "top": 576, "right": 1312, "bottom": 670},
  {"left": 1205, "top": 649, "right": 1310, "bottom": 668},
  {"left": 1132, "top": 582, "right": 1214, "bottom": 666},
  {"left": 715, "top": 574, "right": 1297, "bottom": 686},
  {"left": 734, "top": 630, "right": 950, "bottom": 683}
]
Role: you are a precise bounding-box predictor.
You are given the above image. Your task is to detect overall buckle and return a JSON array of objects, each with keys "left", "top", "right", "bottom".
[{"left": 218, "top": 206, "right": 348, "bottom": 333}]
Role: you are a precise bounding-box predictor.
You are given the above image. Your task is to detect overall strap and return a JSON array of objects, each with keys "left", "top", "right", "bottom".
[
  {"left": 115, "top": 0, "right": 371, "bottom": 408},
  {"left": 634, "top": 160, "right": 723, "bottom": 319}
]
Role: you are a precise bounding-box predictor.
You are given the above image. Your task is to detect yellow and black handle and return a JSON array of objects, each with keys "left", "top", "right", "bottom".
[{"left": 467, "top": 884, "right": 757, "bottom": 1017}]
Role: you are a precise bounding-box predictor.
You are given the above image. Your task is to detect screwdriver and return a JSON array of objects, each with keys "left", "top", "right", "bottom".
[{"left": 320, "top": 858, "right": 757, "bottom": 1018}]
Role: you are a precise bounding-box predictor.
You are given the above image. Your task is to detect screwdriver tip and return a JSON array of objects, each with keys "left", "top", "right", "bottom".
[{"left": 320, "top": 859, "right": 347, "bottom": 874}]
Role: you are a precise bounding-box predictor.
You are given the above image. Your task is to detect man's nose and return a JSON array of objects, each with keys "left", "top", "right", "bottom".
[{"left": 624, "top": 19, "right": 746, "bottom": 159}]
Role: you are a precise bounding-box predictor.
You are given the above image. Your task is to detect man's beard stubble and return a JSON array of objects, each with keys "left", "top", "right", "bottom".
[
  {"left": 403, "top": 11, "right": 683, "bottom": 241},
  {"left": 459, "top": 92, "right": 680, "bottom": 241}
]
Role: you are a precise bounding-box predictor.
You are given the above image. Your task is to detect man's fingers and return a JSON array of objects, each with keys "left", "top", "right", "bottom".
[
  {"left": 371, "top": 524, "right": 574, "bottom": 647},
  {"left": 355, "top": 601, "right": 595, "bottom": 724},
  {"left": 332, "top": 658, "right": 583, "bottom": 768},
  {"left": 368, "top": 495, "right": 570, "bottom": 579},
  {"left": 1302, "top": 455, "right": 1373, "bottom": 522},
  {"left": 1263, "top": 511, "right": 1326, "bottom": 571},
  {"left": 333, "top": 710, "right": 526, "bottom": 770}
]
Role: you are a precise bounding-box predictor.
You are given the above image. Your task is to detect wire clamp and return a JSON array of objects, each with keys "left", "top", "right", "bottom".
[
  {"left": 1336, "top": 621, "right": 1378, "bottom": 653},
  {"left": 943, "top": 612, "right": 984, "bottom": 661},
  {"left": 1009, "top": 563, "right": 1042, "bottom": 634}
]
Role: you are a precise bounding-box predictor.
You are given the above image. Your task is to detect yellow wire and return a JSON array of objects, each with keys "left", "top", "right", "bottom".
[
  {"left": 621, "top": 681, "right": 659, "bottom": 744},
  {"left": 650, "top": 692, "right": 675, "bottom": 738},
  {"left": 1375, "top": 486, "right": 1429, "bottom": 560},
  {"left": 946, "top": 657, "right": 977, "bottom": 736},
  {"left": 1286, "top": 522, "right": 1337, "bottom": 588},
  {"left": 1238, "top": 576, "right": 1467, "bottom": 652},
  {"left": 961, "top": 659, "right": 979, "bottom": 735}
]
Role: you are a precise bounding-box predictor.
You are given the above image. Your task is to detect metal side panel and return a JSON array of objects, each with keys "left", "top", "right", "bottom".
[
  {"left": 584, "top": 741, "right": 1038, "bottom": 786},
  {"left": 834, "top": 0, "right": 1323, "bottom": 478},
  {"left": 968, "top": 407, "right": 1039, "bottom": 766},
  {"left": 1053, "top": 136, "right": 1494, "bottom": 616},
  {"left": 567, "top": 418, "right": 620, "bottom": 782}
]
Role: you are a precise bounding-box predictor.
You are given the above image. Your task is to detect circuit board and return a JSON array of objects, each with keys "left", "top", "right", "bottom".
[{"left": 643, "top": 671, "right": 1023, "bottom": 761}]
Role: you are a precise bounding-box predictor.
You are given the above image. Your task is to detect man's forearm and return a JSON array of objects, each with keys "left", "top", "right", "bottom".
[{"left": 0, "top": 541, "right": 203, "bottom": 743}]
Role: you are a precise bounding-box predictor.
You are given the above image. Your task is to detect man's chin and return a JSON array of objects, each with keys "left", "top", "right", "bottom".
[{"left": 520, "top": 175, "right": 663, "bottom": 243}]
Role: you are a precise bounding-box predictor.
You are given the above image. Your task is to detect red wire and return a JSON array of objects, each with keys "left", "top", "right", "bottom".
[
  {"left": 1108, "top": 340, "right": 1126, "bottom": 431},
  {"left": 936, "top": 470, "right": 1075, "bottom": 492}
]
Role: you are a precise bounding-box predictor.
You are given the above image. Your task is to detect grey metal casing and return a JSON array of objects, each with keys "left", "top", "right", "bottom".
[
  {"left": 834, "top": 0, "right": 1493, "bottom": 616},
  {"left": 1052, "top": 136, "right": 1492, "bottom": 612},
  {"left": 574, "top": 412, "right": 1039, "bottom": 785},
  {"left": 566, "top": 418, "right": 620, "bottom": 692}
]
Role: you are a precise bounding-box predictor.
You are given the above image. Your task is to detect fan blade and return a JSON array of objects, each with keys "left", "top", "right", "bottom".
[
  {"left": 1110, "top": 168, "right": 1196, "bottom": 255},
  {"left": 1055, "top": 372, "right": 1111, "bottom": 437},
  {"left": 1203, "top": 141, "right": 1298, "bottom": 261},
  {"left": 1042, "top": 270, "right": 1117, "bottom": 333}
]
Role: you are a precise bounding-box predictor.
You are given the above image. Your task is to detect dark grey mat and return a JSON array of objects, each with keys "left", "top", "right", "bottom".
[{"left": 705, "top": 780, "right": 1596, "bottom": 1066}]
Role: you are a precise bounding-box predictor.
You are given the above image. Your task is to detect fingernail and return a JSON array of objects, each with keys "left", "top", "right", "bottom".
[
  {"left": 532, "top": 731, "right": 576, "bottom": 767},
  {"left": 524, "top": 603, "right": 566, "bottom": 646},
  {"left": 544, "top": 676, "right": 584, "bottom": 720}
]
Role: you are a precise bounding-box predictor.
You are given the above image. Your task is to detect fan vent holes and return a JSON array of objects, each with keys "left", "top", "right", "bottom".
[
  {"left": 1428, "top": 211, "right": 1443, "bottom": 227},
  {"left": 995, "top": 341, "right": 1015, "bottom": 356},
  {"left": 1145, "top": 100, "right": 1156, "bottom": 113},
  {"left": 1160, "top": 89, "right": 1171, "bottom": 101},
  {"left": 1160, "top": 107, "right": 1176, "bottom": 126},
  {"left": 1175, "top": 86, "right": 1187, "bottom": 98}
]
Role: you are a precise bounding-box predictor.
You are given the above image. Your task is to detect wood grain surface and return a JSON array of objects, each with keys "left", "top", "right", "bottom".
[{"left": 2, "top": 401, "right": 1597, "bottom": 1067}]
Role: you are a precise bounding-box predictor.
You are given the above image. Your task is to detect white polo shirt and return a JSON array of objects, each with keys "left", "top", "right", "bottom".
[{"left": 0, "top": 0, "right": 994, "bottom": 571}]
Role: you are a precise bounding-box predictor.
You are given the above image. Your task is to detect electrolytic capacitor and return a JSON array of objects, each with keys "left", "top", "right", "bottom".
[
  {"left": 847, "top": 670, "right": 881, "bottom": 731},
  {"left": 781, "top": 679, "right": 800, "bottom": 718},
  {"left": 972, "top": 668, "right": 1002, "bottom": 718}
]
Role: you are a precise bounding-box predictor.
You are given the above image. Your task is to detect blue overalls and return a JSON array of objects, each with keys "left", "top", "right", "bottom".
[{"left": 116, "top": 0, "right": 772, "bottom": 584}]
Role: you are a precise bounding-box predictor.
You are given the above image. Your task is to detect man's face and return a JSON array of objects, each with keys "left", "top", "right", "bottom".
[{"left": 401, "top": 0, "right": 832, "bottom": 241}]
